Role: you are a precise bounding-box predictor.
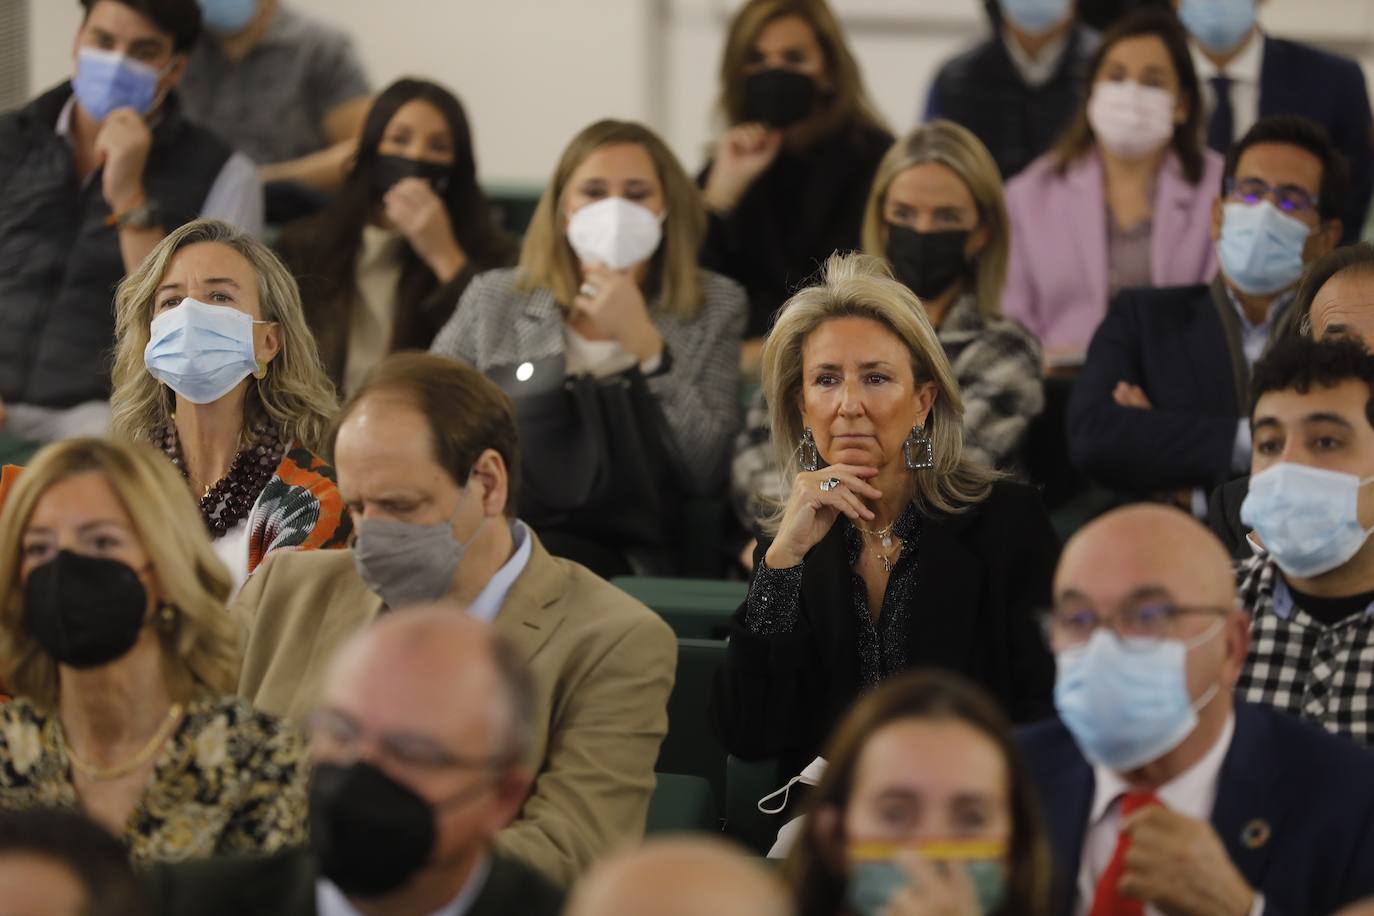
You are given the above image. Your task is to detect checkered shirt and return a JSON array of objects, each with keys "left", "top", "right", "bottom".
[{"left": 1235, "top": 553, "right": 1374, "bottom": 745}]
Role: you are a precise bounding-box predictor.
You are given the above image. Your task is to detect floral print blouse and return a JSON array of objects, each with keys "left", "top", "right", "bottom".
[{"left": 0, "top": 694, "right": 308, "bottom": 865}]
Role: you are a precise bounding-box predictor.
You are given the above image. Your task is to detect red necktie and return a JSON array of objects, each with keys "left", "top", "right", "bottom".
[{"left": 1089, "top": 790, "right": 1160, "bottom": 916}]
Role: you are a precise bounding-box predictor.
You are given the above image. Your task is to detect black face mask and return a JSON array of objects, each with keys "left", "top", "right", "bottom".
[
  {"left": 23, "top": 551, "right": 148, "bottom": 669},
  {"left": 885, "top": 224, "right": 972, "bottom": 302},
  {"left": 369, "top": 154, "right": 452, "bottom": 199},
  {"left": 743, "top": 69, "right": 817, "bottom": 128}
]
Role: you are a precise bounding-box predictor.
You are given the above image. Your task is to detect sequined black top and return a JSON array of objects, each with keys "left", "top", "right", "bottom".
[{"left": 747, "top": 504, "right": 923, "bottom": 692}]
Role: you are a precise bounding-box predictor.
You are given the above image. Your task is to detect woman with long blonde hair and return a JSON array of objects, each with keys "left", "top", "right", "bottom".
[
  {"left": 700, "top": 0, "right": 892, "bottom": 371},
  {"left": 107, "top": 218, "right": 351, "bottom": 589},
  {"left": 0, "top": 438, "right": 307, "bottom": 864}
]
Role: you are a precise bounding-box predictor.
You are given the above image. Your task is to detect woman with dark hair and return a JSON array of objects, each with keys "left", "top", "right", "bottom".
[
  {"left": 1002, "top": 7, "right": 1223, "bottom": 369},
  {"left": 276, "top": 78, "right": 516, "bottom": 394},
  {"left": 787, "top": 670, "right": 1053, "bottom": 916}
]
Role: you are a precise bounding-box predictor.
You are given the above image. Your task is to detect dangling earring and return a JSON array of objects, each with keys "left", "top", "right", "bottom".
[
  {"left": 157, "top": 603, "right": 177, "bottom": 633},
  {"left": 799, "top": 427, "right": 820, "bottom": 472},
  {"left": 253, "top": 360, "right": 268, "bottom": 380},
  {"left": 903, "top": 423, "right": 934, "bottom": 470}
]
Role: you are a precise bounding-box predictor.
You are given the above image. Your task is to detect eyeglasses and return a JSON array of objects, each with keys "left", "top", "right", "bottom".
[
  {"left": 1049, "top": 600, "right": 1230, "bottom": 649},
  {"left": 1224, "top": 177, "right": 1320, "bottom": 214},
  {"left": 306, "top": 709, "right": 512, "bottom": 772}
]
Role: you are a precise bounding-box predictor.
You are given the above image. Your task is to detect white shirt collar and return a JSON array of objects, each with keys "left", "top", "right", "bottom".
[
  {"left": 316, "top": 854, "right": 491, "bottom": 916},
  {"left": 1225, "top": 284, "right": 1294, "bottom": 333},
  {"left": 1088, "top": 712, "right": 1237, "bottom": 827},
  {"left": 55, "top": 95, "right": 77, "bottom": 141},
  {"left": 466, "top": 520, "right": 532, "bottom": 624},
  {"left": 1191, "top": 30, "right": 1264, "bottom": 85},
  {"left": 1002, "top": 25, "right": 1072, "bottom": 88}
]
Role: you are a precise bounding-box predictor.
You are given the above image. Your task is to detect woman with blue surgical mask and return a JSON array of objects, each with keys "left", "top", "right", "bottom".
[
  {"left": 786, "top": 671, "right": 1053, "bottom": 916},
  {"left": 102, "top": 219, "right": 350, "bottom": 591},
  {"left": 431, "top": 120, "right": 747, "bottom": 577}
]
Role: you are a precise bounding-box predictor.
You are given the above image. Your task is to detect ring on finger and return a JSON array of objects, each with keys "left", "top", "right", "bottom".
[
  {"left": 579, "top": 282, "right": 599, "bottom": 297},
  {"left": 820, "top": 477, "right": 841, "bottom": 492}
]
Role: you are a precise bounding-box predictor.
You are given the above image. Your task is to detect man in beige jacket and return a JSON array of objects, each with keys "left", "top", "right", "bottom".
[{"left": 232, "top": 353, "right": 677, "bottom": 889}]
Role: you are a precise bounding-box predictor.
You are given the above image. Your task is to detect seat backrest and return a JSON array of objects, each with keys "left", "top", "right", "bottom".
[
  {"left": 656, "top": 638, "right": 729, "bottom": 813},
  {"left": 645, "top": 772, "right": 720, "bottom": 835}
]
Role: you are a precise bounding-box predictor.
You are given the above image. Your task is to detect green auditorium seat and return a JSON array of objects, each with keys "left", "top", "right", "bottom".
[
  {"left": 612, "top": 578, "right": 746, "bottom": 641},
  {"left": 724, "top": 755, "right": 785, "bottom": 855},
  {"left": 646, "top": 773, "right": 719, "bottom": 835},
  {"left": 656, "top": 638, "right": 729, "bottom": 813}
]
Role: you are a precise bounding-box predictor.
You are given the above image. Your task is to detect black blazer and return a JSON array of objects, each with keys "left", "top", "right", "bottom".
[
  {"left": 143, "top": 848, "right": 564, "bottom": 916},
  {"left": 712, "top": 480, "right": 1057, "bottom": 779},
  {"left": 1019, "top": 703, "right": 1374, "bottom": 916},
  {"left": 1258, "top": 36, "right": 1374, "bottom": 243},
  {"left": 1069, "top": 283, "right": 1247, "bottom": 495}
]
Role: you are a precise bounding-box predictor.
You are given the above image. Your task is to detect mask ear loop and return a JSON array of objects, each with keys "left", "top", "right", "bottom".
[{"left": 1182, "top": 615, "right": 1228, "bottom": 714}]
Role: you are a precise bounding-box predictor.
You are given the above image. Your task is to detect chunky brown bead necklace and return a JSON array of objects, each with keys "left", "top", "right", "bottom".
[{"left": 157, "top": 422, "right": 285, "bottom": 539}]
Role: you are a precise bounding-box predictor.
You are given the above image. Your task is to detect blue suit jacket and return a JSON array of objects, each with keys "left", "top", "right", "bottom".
[
  {"left": 1259, "top": 36, "right": 1374, "bottom": 242},
  {"left": 1018, "top": 702, "right": 1374, "bottom": 916}
]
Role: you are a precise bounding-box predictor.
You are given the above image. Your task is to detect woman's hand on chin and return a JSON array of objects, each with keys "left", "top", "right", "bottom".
[
  {"left": 764, "top": 464, "right": 882, "bottom": 570},
  {"left": 573, "top": 264, "right": 662, "bottom": 363}
]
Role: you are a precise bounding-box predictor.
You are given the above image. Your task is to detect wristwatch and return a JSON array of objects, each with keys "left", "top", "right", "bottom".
[{"left": 114, "top": 197, "right": 160, "bottom": 230}]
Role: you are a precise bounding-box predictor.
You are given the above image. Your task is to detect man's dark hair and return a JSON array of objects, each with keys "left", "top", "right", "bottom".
[
  {"left": 78, "top": 0, "right": 202, "bottom": 53},
  {"left": 1223, "top": 115, "right": 1350, "bottom": 223},
  {"left": 0, "top": 808, "right": 147, "bottom": 916},
  {"left": 1250, "top": 335, "right": 1374, "bottom": 430},
  {"left": 1293, "top": 242, "right": 1374, "bottom": 337}
]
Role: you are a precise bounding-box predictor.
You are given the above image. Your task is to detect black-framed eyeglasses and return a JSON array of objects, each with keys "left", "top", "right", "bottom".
[
  {"left": 1224, "top": 177, "right": 1320, "bottom": 214},
  {"left": 306, "top": 709, "right": 514, "bottom": 772},
  {"left": 1048, "top": 600, "right": 1230, "bottom": 649}
]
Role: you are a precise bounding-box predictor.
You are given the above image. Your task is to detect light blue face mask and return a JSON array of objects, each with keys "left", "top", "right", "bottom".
[
  {"left": 999, "top": 0, "right": 1072, "bottom": 35},
  {"left": 1177, "top": 0, "right": 1257, "bottom": 53},
  {"left": 847, "top": 857, "right": 1007, "bottom": 916},
  {"left": 1241, "top": 463, "right": 1374, "bottom": 579},
  {"left": 144, "top": 298, "right": 265, "bottom": 405},
  {"left": 197, "top": 0, "right": 258, "bottom": 35},
  {"left": 72, "top": 47, "right": 162, "bottom": 123},
  {"left": 1217, "top": 201, "right": 1312, "bottom": 297},
  {"left": 1054, "top": 622, "right": 1222, "bottom": 772}
]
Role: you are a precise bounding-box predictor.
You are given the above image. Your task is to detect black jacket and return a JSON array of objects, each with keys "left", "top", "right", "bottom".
[
  {"left": 699, "top": 122, "right": 892, "bottom": 337},
  {"left": 1069, "top": 281, "right": 1266, "bottom": 495},
  {"left": 0, "top": 84, "right": 232, "bottom": 407},
  {"left": 144, "top": 848, "right": 564, "bottom": 916},
  {"left": 925, "top": 25, "right": 1096, "bottom": 180},
  {"left": 712, "top": 480, "right": 1057, "bottom": 778}
]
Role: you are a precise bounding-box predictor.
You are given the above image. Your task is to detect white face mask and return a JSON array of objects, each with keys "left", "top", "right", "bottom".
[
  {"left": 566, "top": 197, "right": 664, "bottom": 271},
  {"left": 1087, "top": 80, "right": 1177, "bottom": 160}
]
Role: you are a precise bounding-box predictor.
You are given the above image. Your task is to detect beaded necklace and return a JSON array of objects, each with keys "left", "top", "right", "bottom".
[{"left": 158, "top": 422, "right": 284, "bottom": 538}]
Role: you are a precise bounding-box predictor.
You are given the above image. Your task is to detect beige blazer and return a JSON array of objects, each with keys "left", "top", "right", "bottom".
[{"left": 231, "top": 535, "right": 677, "bottom": 888}]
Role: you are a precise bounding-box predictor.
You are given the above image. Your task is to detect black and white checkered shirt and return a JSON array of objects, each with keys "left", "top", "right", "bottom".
[{"left": 1236, "top": 554, "right": 1374, "bottom": 745}]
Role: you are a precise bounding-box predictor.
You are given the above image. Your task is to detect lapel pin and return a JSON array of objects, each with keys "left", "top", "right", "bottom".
[{"left": 1241, "top": 819, "right": 1271, "bottom": 849}]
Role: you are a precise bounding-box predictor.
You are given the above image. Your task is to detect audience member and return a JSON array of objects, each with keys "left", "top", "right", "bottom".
[
  {"left": 787, "top": 670, "right": 1052, "bottom": 916},
  {"left": 0, "top": 0, "right": 262, "bottom": 445},
  {"left": 1069, "top": 116, "right": 1344, "bottom": 509},
  {"left": 0, "top": 809, "right": 148, "bottom": 916},
  {"left": 106, "top": 219, "right": 349, "bottom": 591},
  {"left": 1174, "top": 0, "right": 1374, "bottom": 241},
  {"left": 925, "top": 0, "right": 1098, "bottom": 180},
  {"left": 699, "top": 0, "right": 894, "bottom": 369},
  {"left": 1235, "top": 336, "right": 1374, "bottom": 744},
  {"left": 712, "top": 253, "right": 1058, "bottom": 800},
  {"left": 1022, "top": 504, "right": 1374, "bottom": 915},
  {"left": 733, "top": 121, "right": 1044, "bottom": 534},
  {"left": 1003, "top": 8, "right": 1222, "bottom": 369},
  {"left": 1208, "top": 243, "right": 1374, "bottom": 557},
  {"left": 0, "top": 439, "right": 307, "bottom": 864},
  {"left": 179, "top": 0, "right": 371, "bottom": 198},
  {"left": 566, "top": 837, "right": 793, "bottom": 916},
  {"left": 144, "top": 606, "right": 563, "bottom": 916},
  {"left": 431, "top": 119, "right": 746, "bottom": 577},
  {"left": 277, "top": 79, "right": 516, "bottom": 395},
  {"left": 233, "top": 353, "right": 676, "bottom": 886}
]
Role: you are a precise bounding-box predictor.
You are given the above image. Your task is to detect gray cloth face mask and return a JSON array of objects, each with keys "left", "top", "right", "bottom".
[{"left": 352, "top": 482, "right": 487, "bottom": 609}]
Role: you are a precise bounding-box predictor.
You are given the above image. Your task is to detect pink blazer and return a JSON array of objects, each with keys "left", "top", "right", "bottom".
[{"left": 1002, "top": 147, "right": 1223, "bottom": 356}]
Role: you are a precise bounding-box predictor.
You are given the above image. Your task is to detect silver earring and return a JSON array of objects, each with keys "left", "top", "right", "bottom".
[
  {"left": 903, "top": 424, "right": 933, "bottom": 470},
  {"left": 799, "top": 427, "right": 820, "bottom": 472}
]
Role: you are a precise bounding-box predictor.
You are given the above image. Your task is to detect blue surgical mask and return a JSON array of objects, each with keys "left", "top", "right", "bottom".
[
  {"left": 1178, "top": 0, "right": 1257, "bottom": 53},
  {"left": 72, "top": 47, "right": 162, "bottom": 123},
  {"left": 1217, "top": 201, "right": 1311, "bottom": 297},
  {"left": 846, "top": 844, "right": 1007, "bottom": 916},
  {"left": 144, "top": 299, "right": 264, "bottom": 405},
  {"left": 999, "top": 0, "right": 1071, "bottom": 34},
  {"left": 198, "top": 0, "right": 258, "bottom": 35},
  {"left": 1241, "top": 463, "right": 1374, "bottom": 579},
  {"left": 1054, "top": 623, "right": 1222, "bottom": 772}
]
